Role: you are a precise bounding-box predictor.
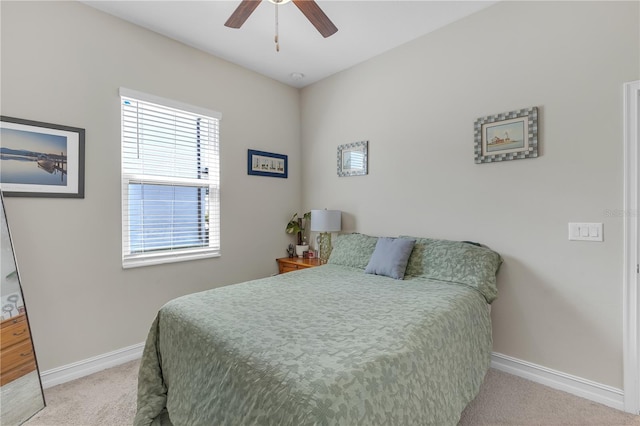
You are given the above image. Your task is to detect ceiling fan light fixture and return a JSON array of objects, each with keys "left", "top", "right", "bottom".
[{"left": 268, "top": 0, "right": 292, "bottom": 4}]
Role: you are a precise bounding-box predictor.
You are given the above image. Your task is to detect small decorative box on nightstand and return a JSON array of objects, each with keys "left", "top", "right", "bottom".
[{"left": 276, "top": 257, "right": 322, "bottom": 274}]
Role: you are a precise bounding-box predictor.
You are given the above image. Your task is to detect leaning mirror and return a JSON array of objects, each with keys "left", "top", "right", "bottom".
[
  {"left": 337, "top": 140, "right": 368, "bottom": 177},
  {"left": 0, "top": 191, "right": 45, "bottom": 424}
]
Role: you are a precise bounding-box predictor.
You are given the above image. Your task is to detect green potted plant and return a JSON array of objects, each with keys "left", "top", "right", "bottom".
[{"left": 286, "top": 212, "right": 310, "bottom": 257}]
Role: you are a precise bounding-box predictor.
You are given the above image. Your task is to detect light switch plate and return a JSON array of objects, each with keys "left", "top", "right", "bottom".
[{"left": 568, "top": 223, "right": 603, "bottom": 242}]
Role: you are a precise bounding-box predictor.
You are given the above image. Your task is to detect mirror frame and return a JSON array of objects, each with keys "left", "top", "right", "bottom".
[
  {"left": 337, "top": 140, "right": 368, "bottom": 177},
  {"left": 0, "top": 191, "right": 46, "bottom": 424}
]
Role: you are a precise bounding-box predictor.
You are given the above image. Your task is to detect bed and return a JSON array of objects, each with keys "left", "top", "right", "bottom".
[{"left": 134, "top": 234, "right": 502, "bottom": 426}]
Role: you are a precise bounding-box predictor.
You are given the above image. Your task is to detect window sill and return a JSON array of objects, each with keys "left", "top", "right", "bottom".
[{"left": 122, "top": 248, "right": 220, "bottom": 269}]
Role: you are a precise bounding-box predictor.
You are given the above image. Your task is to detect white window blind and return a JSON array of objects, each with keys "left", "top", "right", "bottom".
[{"left": 120, "top": 88, "right": 221, "bottom": 268}]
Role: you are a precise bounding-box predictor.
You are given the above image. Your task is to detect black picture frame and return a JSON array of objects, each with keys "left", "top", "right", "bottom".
[
  {"left": 0, "top": 116, "right": 85, "bottom": 198},
  {"left": 247, "top": 149, "right": 288, "bottom": 178}
]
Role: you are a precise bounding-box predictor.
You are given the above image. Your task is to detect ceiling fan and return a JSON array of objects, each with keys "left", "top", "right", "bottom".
[{"left": 225, "top": 0, "right": 338, "bottom": 39}]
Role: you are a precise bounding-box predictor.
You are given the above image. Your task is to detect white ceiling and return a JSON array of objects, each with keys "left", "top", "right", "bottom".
[{"left": 82, "top": 0, "right": 497, "bottom": 88}]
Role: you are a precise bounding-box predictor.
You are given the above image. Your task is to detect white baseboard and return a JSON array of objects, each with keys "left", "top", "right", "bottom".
[
  {"left": 36, "top": 344, "right": 625, "bottom": 412},
  {"left": 40, "top": 342, "right": 144, "bottom": 389},
  {"left": 491, "top": 352, "right": 625, "bottom": 411}
]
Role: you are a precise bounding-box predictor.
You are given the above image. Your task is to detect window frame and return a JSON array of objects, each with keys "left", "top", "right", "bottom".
[{"left": 120, "top": 88, "right": 221, "bottom": 269}]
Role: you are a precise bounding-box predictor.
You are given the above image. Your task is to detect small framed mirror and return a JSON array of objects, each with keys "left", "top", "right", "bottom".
[{"left": 337, "top": 141, "right": 368, "bottom": 177}]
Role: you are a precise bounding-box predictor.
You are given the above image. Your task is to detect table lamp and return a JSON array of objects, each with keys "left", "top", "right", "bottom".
[{"left": 310, "top": 209, "right": 341, "bottom": 263}]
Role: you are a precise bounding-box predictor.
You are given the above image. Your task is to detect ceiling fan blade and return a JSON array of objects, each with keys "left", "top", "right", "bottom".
[
  {"left": 225, "top": 0, "right": 262, "bottom": 29},
  {"left": 292, "top": 0, "right": 338, "bottom": 38}
]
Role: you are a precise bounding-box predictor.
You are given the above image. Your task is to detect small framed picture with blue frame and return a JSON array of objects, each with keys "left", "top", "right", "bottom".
[{"left": 247, "top": 149, "right": 288, "bottom": 178}]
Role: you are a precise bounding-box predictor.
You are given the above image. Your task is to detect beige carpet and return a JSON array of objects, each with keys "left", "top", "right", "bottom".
[
  {"left": 23, "top": 360, "right": 640, "bottom": 425},
  {"left": 459, "top": 370, "right": 640, "bottom": 426},
  {"left": 25, "top": 360, "right": 138, "bottom": 426}
]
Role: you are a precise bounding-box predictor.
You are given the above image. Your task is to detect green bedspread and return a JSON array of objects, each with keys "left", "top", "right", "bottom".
[{"left": 134, "top": 264, "right": 492, "bottom": 426}]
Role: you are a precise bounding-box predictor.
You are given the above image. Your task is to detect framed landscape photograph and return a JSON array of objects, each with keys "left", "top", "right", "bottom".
[
  {"left": 247, "top": 149, "right": 288, "bottom": 178},
  {"left": 474, "top": 107, "right": 538, "bottom": 164},
  {"left": 0, "top": 116, "right": 85, "bottom": 198}
]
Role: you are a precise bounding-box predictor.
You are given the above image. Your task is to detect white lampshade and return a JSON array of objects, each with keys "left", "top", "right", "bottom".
[{"left": 310, "top": 210, "right": 341, "bottom": 232}]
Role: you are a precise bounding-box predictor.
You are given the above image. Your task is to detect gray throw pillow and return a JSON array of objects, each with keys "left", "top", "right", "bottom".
[{"left": 365, "top": 237, "right": 416, "bottom": 280}]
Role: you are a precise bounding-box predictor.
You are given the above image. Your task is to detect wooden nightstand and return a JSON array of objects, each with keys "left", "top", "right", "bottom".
[{"left": 276, "top": 257, "right": 323, "bottom": 274}]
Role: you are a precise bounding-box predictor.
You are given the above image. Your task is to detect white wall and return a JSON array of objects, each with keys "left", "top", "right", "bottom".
[
  {"left": 0, "top": 1, "right": 302, "bottom": 371},
  {"left": 300, "top": 1, "right": 639, "bottom": 389}
]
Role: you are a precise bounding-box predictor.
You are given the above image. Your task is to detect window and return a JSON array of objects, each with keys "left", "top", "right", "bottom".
[{"left": 120, "top": 88, "right": 220, "bottom": 268}]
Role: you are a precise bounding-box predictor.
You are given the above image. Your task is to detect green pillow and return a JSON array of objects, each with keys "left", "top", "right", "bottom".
[
  {"left": 401, "top": 236, "right": 502, "bottom": 304},
  {"left": 402, "top": 237, "right": 438, "bottom": 278},
  {"left": 327, "top": 233, "right": 378, "bottom": 270}
]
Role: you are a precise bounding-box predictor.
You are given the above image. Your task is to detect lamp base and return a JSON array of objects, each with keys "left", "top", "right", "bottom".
[{"left": 319, "top": 232, "right": 333, "bottom": 263}]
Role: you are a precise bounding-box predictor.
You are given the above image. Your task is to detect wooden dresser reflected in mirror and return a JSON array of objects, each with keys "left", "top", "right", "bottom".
[{"left": 0, "top": 192, "right": 45, "bottom": 424}]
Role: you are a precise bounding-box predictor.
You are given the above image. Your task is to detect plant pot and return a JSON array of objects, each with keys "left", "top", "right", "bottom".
[{"left": 296, "top": 244, "right": 309, "bottom": 258}]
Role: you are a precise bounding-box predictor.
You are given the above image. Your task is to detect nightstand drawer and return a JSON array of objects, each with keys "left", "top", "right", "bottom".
[
  {"left": 1, "top": 314, "right": 30, "bottom": 348},
  {"left": 280, "top": 263, "right": 302, "bottom": 273},
  {"left": 1, "top": 338, "right": 36, "bottom": 385},
  {"left": 1, "top": 357, "right": 36, "bottom": 386},
  {"left": 276, "top": 257, "right": 322, "bottom": 274}
]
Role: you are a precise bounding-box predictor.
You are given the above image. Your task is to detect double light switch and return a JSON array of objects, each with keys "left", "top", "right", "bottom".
[{"left": 568, "top": 223, "right": 603, "bottom": 242}]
